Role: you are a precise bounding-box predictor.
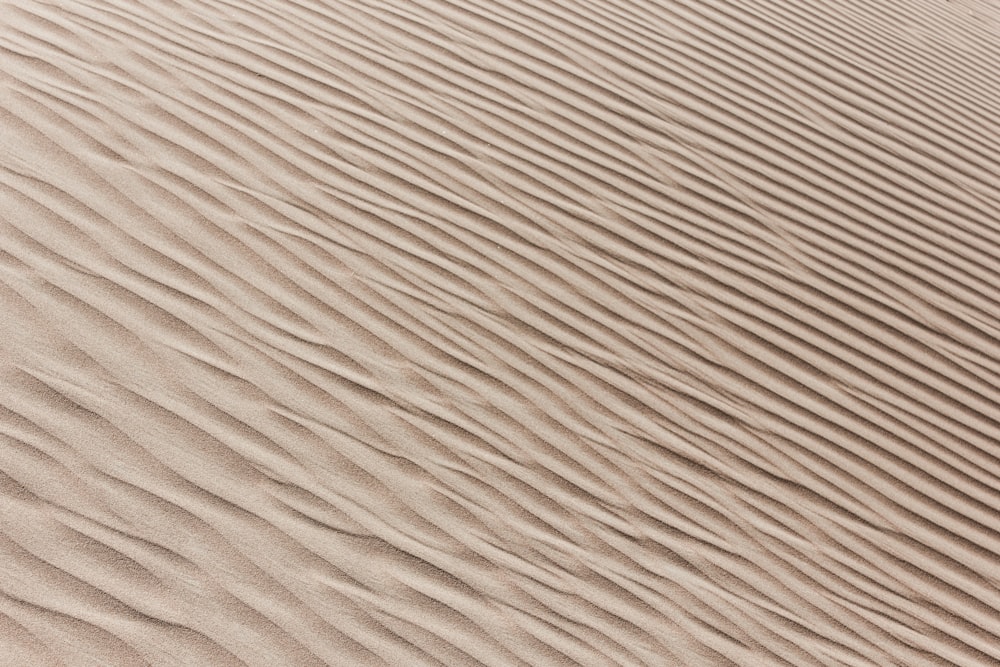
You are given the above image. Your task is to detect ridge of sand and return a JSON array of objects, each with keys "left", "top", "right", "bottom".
[{"left": 1, "top": 0, "right": 999, "bottom": 664}]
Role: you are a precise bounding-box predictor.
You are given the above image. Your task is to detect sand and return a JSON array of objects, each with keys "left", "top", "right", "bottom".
[{"left": 1, "top": 0, "right": 999, "bottom": 664}]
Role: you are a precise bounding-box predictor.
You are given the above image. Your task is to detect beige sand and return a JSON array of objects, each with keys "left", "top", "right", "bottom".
[{"left": 1, "top": 0, "right": 999, "bottom": 664}]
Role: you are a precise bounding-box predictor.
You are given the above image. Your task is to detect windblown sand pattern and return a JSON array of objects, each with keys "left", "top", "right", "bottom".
[{"left": 1, "top": 0, "right": 999, "bottom": 664}]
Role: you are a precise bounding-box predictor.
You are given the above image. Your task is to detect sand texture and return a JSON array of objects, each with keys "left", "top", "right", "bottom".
[{"left": 1, "top": 0, "right": 999, "bottom": 664}]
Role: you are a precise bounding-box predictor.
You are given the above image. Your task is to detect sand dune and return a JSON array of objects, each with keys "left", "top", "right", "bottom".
[{"left": 1, "top": 0, "right": 999, "bottom": 664}]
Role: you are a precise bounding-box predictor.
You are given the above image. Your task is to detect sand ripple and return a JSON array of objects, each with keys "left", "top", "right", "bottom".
[{"left": 1, "top": 0, "right": 999, "bottom": 664}]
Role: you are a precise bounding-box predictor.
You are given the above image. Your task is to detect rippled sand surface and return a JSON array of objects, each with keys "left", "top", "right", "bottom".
[{"left": 1, "top": 0, "right": 999, "bottom": 664}]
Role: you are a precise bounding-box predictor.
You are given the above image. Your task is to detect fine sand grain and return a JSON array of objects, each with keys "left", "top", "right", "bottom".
[{"left": 1, "top": 0, "right": 999, "bottom": 664}]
